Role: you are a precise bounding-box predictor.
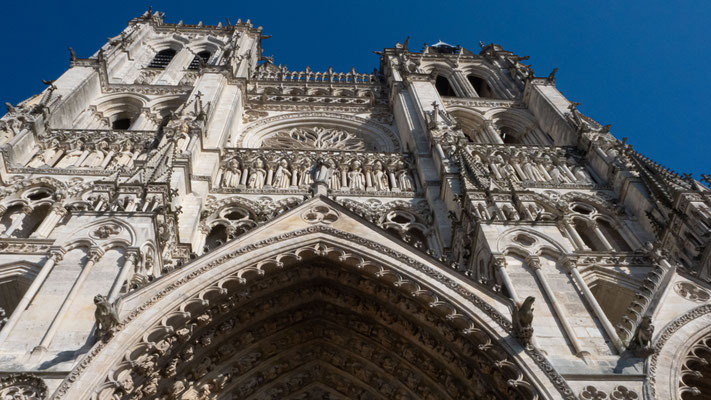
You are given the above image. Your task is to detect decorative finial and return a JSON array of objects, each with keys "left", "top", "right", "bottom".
[
  {"left": 68, "top": 47, "right": 76, "bottom": 62},
  {"left": 547, "top": 67, "right": 558, "bottom": 84},
  {"left": 700, "top": 174, "right": 711, "bottom": 186}
]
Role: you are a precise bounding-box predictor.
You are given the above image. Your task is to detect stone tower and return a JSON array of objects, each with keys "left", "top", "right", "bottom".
[{"left": 0, "top": 10, "right": 709, "bottom": 400}]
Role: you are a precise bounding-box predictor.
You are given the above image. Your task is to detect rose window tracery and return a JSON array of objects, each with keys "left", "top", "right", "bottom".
[
  {"left": 261, "top": 127, "right": 371, "bottom": 151},
  {"left": 679, "top": 332, "right": 711, "bottom": 399}
]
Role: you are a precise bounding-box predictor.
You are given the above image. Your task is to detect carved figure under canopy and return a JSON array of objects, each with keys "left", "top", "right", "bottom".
[
  {"left": 347, "top": 160, "right": 366, "bottom": 191},
  {"left": 327, "top": 159, "right": 341, "bottom": 190},
  {"left": 222, "top": 159, "right": 242, "bottom": 187},
  {"left": 272, "top": 159, "right": 292, "bottom": 189},
  {"left": 247, "top": 159, "right": 267, "bottom": 189},
  {"left": 373, "top": 161, "right": 389, "bottom": 191},
  {"left": 397, "top": 169, "right": 415, "bottom": 191}
]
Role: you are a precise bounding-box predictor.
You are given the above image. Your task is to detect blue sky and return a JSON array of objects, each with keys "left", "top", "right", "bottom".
[{"left": 1, "top": 1, "right": 708, "bottom": 177}]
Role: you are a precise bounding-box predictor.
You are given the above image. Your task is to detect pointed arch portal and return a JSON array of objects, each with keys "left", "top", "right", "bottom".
[{"left": 52, "top": 199, "right": 573, "bottom": 400}]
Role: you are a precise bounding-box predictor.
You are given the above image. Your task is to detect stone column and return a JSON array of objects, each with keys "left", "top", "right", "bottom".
[
  {"left": 589, "top": 221, "right": 615, "bottom": 251},
  {"left": 37, "top": 247, "right": 104, "bottom": 350},
  {"left": 492, "top": 256, "right": 519, "bottom": 304},
  {"left": 526, "top": 255, "right": 591, "bottom": 362},
  {"left": 560, "top": 256, "right": 625, "bottom": 354},
  {"left": 264, "top": 162, "right": 275, "bottom": 188},
  {"left": 364, "top": 166, "right": 374, "bottom": 191},
  {"left": 0, "top": 248, "right": 65, "bottom": 343},
  {"left": 452, "top": 70, "right": 478, "bottom": 97},
  {"left": 108, "top": 249, "right": 140, "bottom": 302},
  {"left": 240, "top": 167, "right": 250, "bottom": 186},
  {"left": 560, "top": 217, "right": 588, "bottom": 251},
  {"left": 195, "top": 223, "right": 211, "bottom": 255},
  {"left": 30, "top": 203, "right": 68, "bottom": 238},
  {"left": 387, "top": 170, "right": 398, "bottom": 192},
  {"left": 484, "top": 121, "right": 504, "bottom": 143}
]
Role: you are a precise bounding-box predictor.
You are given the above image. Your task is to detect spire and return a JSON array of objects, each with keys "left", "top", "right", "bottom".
[
  {"left": 623, "top": 144, "right": 694, "bottom": 207},
  {"left": 126, "top": 139, "right": 175, "bottom": 185}
]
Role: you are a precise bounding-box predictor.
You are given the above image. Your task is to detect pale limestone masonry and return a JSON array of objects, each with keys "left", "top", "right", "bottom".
[{"left": 0, "top": 9, "right": 709, "bottom": 400}]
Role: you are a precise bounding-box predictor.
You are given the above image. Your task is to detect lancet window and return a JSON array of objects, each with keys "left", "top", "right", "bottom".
[
  {"left": 0, "top": 187, "right": 62, "bottom": 239},
  {"left": 147, "top": 48, "right": 177, "bottom": 69},
  {"left": 567, "top": 202, "right": 634, "bottom": 252},
  {"left": 467, "top": 75, "right": 495, "bottom": 98},
  {"left": 435, "top": 75, "right": 457, "bottom": 97},
  {"left": 187, "top": 51, "right": 211, "bottom": 70}
]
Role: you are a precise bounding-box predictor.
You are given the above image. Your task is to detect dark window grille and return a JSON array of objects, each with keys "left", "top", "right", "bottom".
[
  {"left": 188, "top": 51, "right": 211, "bottom": 70},
  {"left": 147, "top": 49, "right": 177, "bottom": 69}
]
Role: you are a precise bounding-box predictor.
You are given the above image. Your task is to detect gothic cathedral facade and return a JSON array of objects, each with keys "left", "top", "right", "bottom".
[{"left": 0, "top": 10, "right": 709, "bottom": 400}]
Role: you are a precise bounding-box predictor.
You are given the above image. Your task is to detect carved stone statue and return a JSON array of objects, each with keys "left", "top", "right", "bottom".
[
  {"left": 222, "top": 159, "right": 242, "bottom": 188},
  {"left": 247, "top": 158, "right": 267, "bottom": 189},
  {"left": 512, "top": 296, "right": 535, "bottom": 348},
  {"left": 94, "top": 294, "right": 120, "bottom": 337},
  {"left": 313, "top": 158, "right": 331, "bottom": 184},
  {"left": 347, "top": 160, "right": 366, "bottom": 191},
  {"left": 397, "top": 169, "right": 415, "bottom": 191},
  {"left": 372, "top": 161, "right": 389, "bottom": 191},
  {"left": 327, "top": 159, "right": 340, "bottom": 190},
  {"left": 272, "top": 159, "right": 292, "bottom": 188}
]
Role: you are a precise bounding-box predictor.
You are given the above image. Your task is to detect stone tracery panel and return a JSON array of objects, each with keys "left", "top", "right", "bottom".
[
  {"left": 0, "top": 373, "right": 48, "bottom": 400},
  {"left": 261, "top": 126, "right": 370, "bottom": 151}
]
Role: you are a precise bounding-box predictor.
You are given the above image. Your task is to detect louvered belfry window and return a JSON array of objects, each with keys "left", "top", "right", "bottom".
[
  {"left": 188, "top": 51, "right": 211, "bottom": 70},
  {"left": 148, "top": 49, "right": 177, "bottom": 69}
]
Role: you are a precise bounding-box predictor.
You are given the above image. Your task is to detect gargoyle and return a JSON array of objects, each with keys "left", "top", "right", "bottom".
[
  {"left": 629, "top": 315, "right": 655, "bottom": 357},
  {"left": 512, "top": 296, "right": 535, "bottom": 348},
  {"left": 94, "top": 294, "right": 120, "bottom": 337}
]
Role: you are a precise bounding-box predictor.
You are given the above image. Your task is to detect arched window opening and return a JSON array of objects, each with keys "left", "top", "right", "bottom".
[
  {"left": 435, "top": 75, "right": 457, "bottom": 97},
  {"left": 203, "top": 225, "right": 228, "bottom": 253},
  {"left": 111, "top": 118, "right": 132, "bottom": 130},
  {"left": 589, "top": 280, "right": 635, "bottom": 327},
  {"left": 188, "top": 51, "right": 211, "bottom": 70},
  {"left": 13, "top": 204, "right": 50, "bottom": 238},
  {"left": 573, "top": 219, "right": 606, "bottom": 251},
  {"left": 467, "top": 75, "right": 495, "bottom": 98},
  {"left": 596, "top": 219, "right": 632, "bottom": 251},
  {"left": 500, "top": 126, "right": 520, "bottom": 144},
  {"left": 0, "top": 271, "right": 34, "bottom": 321},
  {"left": 147, "top": 48, "right": 177, "bottom": 69},
  {"left": 26, "top": 190, "right": 51, "bottom": 201},
  {"left": 0, "top": 205, "right": 24, "bottom": 237}
]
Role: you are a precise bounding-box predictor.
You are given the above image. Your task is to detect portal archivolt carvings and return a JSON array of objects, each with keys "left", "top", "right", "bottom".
[
  {"left": 92, "top": 261, "right": 538, "bottom": 400},
  {"left": 52, "top": 227, "right": 570, "bottom": 399}
]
